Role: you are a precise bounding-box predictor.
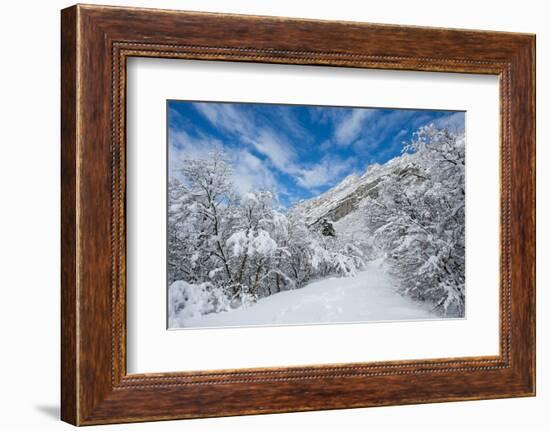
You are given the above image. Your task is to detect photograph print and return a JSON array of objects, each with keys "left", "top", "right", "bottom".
[{"left": 167, "top": 100, "right": 465, "bottom": 329}]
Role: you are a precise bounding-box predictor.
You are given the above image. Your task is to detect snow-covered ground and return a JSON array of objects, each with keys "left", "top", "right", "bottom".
[{"left": 179, "top": 260, "right": 439, "bottom": 329}]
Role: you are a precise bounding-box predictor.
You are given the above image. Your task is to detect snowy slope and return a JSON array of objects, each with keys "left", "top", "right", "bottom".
[
  {"left": 297, "top": 134, "right": 465, "bottom": 236},
  {"left": 296, "top": 153, "right": 417, "bottom": 228},
  {"left": 177, "top": 260, "right": 438, "bottom": 328}
]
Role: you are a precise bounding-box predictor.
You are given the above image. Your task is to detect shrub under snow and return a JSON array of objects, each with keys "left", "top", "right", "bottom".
[{"left": 168, "top": 280, "right": 231, "bottom": 327}]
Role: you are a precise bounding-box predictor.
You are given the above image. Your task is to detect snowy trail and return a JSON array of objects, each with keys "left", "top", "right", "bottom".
[{"left": 181, "top": 260, "right": 438, "bottom": 328}]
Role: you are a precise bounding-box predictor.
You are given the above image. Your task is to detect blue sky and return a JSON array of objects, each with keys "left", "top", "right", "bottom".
[{"left": 168, "top": 100, "right": 464, "bottom": 207}]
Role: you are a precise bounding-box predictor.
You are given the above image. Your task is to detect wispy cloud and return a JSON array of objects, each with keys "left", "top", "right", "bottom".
[
  {"left": 296, "top": 157, "right": 354, "bottom": 189},
  {"left": 194, "top": 103, "right": 254, "bottom": 136},
  {"left": 333, "top": 109, "right": 376, "bottom": 147},
  {"left": 232, "top": 150, "right": 279, "bottom": 196},
  {"left": 169, "top": 101, "right": 464, "bottom": 203},
  {"left": 168, "top": 129, "right": 223, "bottom": 175},
  {"left": 433, "top": 112, "right": 465, "bottom": 132},
  {"left": 192, "top": 102, "right": 345, "bottom": 191},
  {"left": 250, "top": 129, "right": 297, "bottom": 175},
  {"left": 351, "top": 110, "right": 431, "bottom": 153},
  {"left": 169, "top": 127, "right": 279, "bottom": 197},
  {"left": 272, "top": 106, "right": 313, "bottom": 143}
]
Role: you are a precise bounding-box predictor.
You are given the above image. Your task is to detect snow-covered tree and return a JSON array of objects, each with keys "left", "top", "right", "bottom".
[
  {"left": 362, "top": 125, "right": 465, "bottom": 316},
  {"left": 225, "top": 191, "right": 287, "bottom": 302},
  {"left": 168, "top": 150, "right": 364, "bottom": 319},
  {"left": 280, "top": 209, "right": 364, "bottom": 288},
  {"left": 167, "top": 150, "right": 238, "bottom": 295}
]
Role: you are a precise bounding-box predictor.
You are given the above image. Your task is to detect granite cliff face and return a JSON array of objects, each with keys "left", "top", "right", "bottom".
[{"left": 296, "top": 152, "right": 425, "bottom": 232}]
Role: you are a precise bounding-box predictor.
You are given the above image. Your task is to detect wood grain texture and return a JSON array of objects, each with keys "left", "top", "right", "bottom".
[
  {"left": 60, "top": 4, "right": 536, "bottom": 425},
  {"left": 60, "top": 5, "right": 78, "bottom": 425}
]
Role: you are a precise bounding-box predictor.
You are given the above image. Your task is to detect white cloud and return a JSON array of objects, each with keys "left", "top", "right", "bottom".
[
  {"left": 296, "top": 157, "right": 354, "bottom": 189},
  {"left": 334, "top": 109, "right": 375, "bottom": 147},
  {"left": 433, "top": 112, "right": 465, "bottom": 132},
  {"left": 169, "top": 130, "right": 279, "bottom": 198},
  {"left": 174, "top": 103, "right": 465, "bottom": 202},
  {"left": 194, "top": 103, "right": 253, "bottom": 136},
  {"left": 396, "top": 128, "right": 408, "bottom": 139},
  {"left": 186, "top": 102, "right": 365, "bottom": 194},
  {"left": 251, "top": 130, "right": 298, "bottom": 175},
  {"left": 246, "top": 129, "right": 352, "bottom": 190},
  {"left": 276, "top": 108, "right": 313, "bottom": 142},
  {"left": 195, "top": 103, "right": 304, "bottom": 177},
  {"left": 231, "top": 150, "right": 279, "bottom": 196},
  {"left": 168, "top": 129, "right": 223, "bottom": 178}
]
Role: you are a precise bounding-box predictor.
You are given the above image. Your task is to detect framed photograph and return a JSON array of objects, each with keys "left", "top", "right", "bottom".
[
  {"left": 61, "top": 4, "right": 536, "bottom": 425},
  {"left": 165, "top": 101, "right": 466, "bottom": 329}
]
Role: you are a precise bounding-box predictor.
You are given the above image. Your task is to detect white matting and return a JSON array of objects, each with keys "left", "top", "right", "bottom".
[{"left": 126, "top": 57, "right": 500, "bottom": 373}]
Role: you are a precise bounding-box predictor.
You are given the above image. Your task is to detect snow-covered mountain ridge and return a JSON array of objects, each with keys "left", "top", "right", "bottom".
[{"left": 296, "top": 151, "right": 424, "bottom": 230}]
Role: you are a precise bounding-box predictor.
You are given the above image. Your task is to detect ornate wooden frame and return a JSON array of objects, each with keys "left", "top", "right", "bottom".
[{"left": 61, "top": 4, "right": 536, "bottom": 425}]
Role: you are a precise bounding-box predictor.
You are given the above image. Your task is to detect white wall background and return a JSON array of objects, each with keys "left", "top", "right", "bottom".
[{"left": 0, "top": 1, "right": 546, "bottom": 429}]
